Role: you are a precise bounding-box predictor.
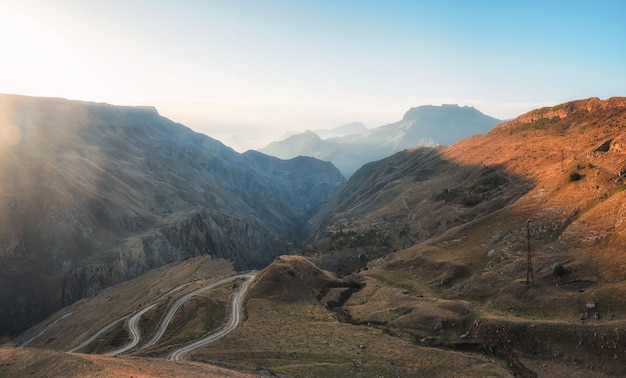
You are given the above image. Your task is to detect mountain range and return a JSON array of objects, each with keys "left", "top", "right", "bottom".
[
  {"left": 259, "top": 104, "right": 501, "bottom": 177},
  {"left": 4, "top": 96, "right": 626, "bottom": 377},
  {"left": 0, "top": 94, "right": 344, "bottom": 336}
]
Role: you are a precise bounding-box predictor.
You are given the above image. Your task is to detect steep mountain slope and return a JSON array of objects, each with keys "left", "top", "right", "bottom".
[
  {"left": 0, "top": 94, "right": 345, "bottom": 336},
  {"left": 260, "top": 104, "right": 501, "bottom": 177},
  {"left": 299, "top": 97, "right": 626, "bottom": 375}
]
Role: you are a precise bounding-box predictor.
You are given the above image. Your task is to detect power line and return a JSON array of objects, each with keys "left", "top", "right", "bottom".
[{"left": 526, "top": 220, "right": 534, "bottom": 286}]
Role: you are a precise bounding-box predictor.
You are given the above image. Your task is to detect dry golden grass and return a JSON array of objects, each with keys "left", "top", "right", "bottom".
[
  {"left": 185, "top": 256, "right": 513, "bottom": 377},
  {"left": 138, "top": 287, "right": 230, "bottom": 355},
  {"left": 194, "top": 297, "right": 512, "bottom": 377},
  {"left": 0, "top": 347, "right": 257, "bottom": 378}
]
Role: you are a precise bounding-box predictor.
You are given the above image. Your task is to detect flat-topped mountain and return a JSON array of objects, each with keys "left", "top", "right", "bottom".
[
  {"left": 260, "top": 104, "right": 501, "bottom": 177},
  {"left": 0, "top": 94, "right": 345, "bottom": 336}
]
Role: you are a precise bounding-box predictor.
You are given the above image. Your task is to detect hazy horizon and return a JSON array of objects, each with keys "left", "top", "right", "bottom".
[{"left": 2, "top": 0, "right": 625, "bottom": 149}]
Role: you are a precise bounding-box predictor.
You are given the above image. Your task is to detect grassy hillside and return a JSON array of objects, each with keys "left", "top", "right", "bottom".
[
  {"left": 0, "top": 347, "right": 257, "bottom": 378},
  {"left": 295, "top": 97, "right": 626, "bottom": 375}
]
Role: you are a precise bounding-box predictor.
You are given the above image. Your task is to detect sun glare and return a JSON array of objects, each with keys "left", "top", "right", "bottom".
[
  {"left": 0, "top": 6, "right": 53, "bottom": 93},
  {"left": 0, "top": 122, "right": 21, "bottom": 149},
  {"left": 0, "top": 4, "right": 95, "bottom": 100},
  {"left": 0, "top": 98, "right": 21, "bottom": 166},
  {"left": 0, "top": 6, "right": 42, "bottom": 58}
]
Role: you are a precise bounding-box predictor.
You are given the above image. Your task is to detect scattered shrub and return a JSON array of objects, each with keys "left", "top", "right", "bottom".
[
  {"left": 474, "top": 173, "right": 508, "bottom": 193},
  {"left": 569, "top": 172, "right": 582, "bottom": 181},
  {"left": 553, "top": 263, "right": 568, "bottom": 279}
]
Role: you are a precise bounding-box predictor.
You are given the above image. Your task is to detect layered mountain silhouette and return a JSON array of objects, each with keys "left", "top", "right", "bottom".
[
  {"left": 0, "top": 94, "right": 345, "bottom": 336},
  {"left": 260, "top": 104, "right": 501, "bottom": 177}
]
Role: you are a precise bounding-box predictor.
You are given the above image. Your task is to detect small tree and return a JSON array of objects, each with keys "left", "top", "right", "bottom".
[
  {"left": 526, "top": 220, "right": 534, "bottom": 286},
  {"left": 570, "top": 171, "right": 582, "bottom": 181}
]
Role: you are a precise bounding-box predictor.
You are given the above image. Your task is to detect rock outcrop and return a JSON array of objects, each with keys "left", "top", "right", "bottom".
[{"left": 505, "top": 96, "right": 626, "bottom": 125}]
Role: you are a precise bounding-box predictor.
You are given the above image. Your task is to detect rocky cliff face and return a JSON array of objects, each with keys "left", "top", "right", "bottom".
[
  {"left": 0, "top": 94, "right": 345, "bottom": 336},
  {"left": 507, "top": 97, "right": 626, "bottom": 125}
]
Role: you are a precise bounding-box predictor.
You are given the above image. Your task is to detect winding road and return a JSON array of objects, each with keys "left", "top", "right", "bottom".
[
  {"left": 169, "top": 273, "right": 256, "bottom": 361},
  {"left": 67, "top": 315, "right": 128, "bottom": 353},
  {"left": 21, "top": 312, "right": 73, "bottom": 347},
  {"left": 105, "top": 303, "right": 157, "bottom": 356},
  {"left": 143, "top": 274, "right": 252, "bottom": 350},
  {"left": 64, "top": 272, "right": 257, "bottom": 360},
  {"left": 67, "top": 281, "right": 190, "bottom": 353}
]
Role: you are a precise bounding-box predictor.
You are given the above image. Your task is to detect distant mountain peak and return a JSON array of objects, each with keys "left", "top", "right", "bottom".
[
  {"left": 260, "top": 104, "right": 501, "bottom": 177},
  {"left": 401, "top": 103, "right": 482, "bottom": 121},
  {"left": 225, "top": 134, "right": 254, "bottom": 153}
]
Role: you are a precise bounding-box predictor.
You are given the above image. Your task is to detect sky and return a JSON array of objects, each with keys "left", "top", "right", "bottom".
[{"left": 1, "top": 0, "right": 625, "bottom": 149}]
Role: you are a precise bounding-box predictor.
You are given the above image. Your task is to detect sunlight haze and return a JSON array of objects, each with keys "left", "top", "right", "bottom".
[{"left": 2, "top": 0, "right": 625, "bottom": 148}]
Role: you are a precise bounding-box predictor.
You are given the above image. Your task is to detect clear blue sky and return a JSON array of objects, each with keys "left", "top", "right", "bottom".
[{"left": 2, "top": 0, "right": 625, "bottom": 148}]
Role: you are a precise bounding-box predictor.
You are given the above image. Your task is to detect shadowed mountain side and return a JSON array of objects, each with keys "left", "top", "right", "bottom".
[
  {"left": 260, "top": 104, "right": 501, "bottom": 177},
  {"left": 303, "top": 147, "right": 532, "bottom": 275},
  {"left": 0, "top": 94, "right": 345, "bottom": 336},
  {"left": 241, "top": 151, "right": 345, "bottom": 222}
]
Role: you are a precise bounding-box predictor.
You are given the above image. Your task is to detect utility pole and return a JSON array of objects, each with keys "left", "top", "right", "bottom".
[{"left": 526, "top": 220, "right": 534, "bottom": 286}]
